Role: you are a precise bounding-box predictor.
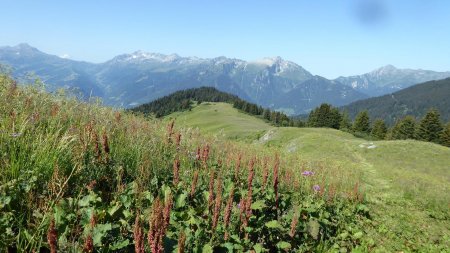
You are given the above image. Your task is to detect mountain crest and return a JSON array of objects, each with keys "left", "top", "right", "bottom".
[
  {"left": 336, "top": 64, "right": 450, "bottom": 96},
  {"left": 370, "top": 64, "right": 398, "bottom": 75}
]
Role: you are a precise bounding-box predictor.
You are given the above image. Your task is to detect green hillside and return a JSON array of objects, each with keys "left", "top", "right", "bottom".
[
  {"left": 169, "top": 102, "right": 450, "bottom": 251},
  {"left": 342, "top": 77, "right": 450, "bottom": 125},
  {"left": 167, "top": 102, "right": 273, "bottom": 140}
]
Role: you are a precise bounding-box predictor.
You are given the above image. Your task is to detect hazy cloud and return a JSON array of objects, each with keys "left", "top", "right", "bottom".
[{"left": 353, "top": 0, "right": 389, "bottom": 26}]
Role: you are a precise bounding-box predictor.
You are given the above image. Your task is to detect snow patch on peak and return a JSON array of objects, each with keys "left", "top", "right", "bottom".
[
  {"left": 251, "top": 56, "right": 306, "bottom": 74},
  {"left": 128, "top": 51, "right": 181, "bottom": 62},
  {"left": 252, "top": 56, "right": 285, "bottom": 66},
  {"left": 211, "top": 56, "right": 245, "bottom": 66}
]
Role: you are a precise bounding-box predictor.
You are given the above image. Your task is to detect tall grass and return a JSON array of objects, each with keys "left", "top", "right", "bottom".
[{"left": 0, "top": 75, "right": 367, "bottom": 252}]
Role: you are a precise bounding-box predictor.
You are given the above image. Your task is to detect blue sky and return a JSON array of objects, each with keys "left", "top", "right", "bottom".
[{"left": 1, "top": 0, "right": 449, "bottom": 78}]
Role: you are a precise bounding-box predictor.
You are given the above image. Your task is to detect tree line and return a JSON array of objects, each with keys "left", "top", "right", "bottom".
[
  {"left": 232, "top": 100, "right": 304, "bottom": 127},
  {"left": 131, "top": 87, "right": 241, "bottom": 117},
  {"left": 132, "top": 87, "right": 450, "bottom": 147},
  {"left": 306, "top": 103, "right": 450, "bottom": 147},
  {"left": 131, "top": 86, "right": 305, "bottom": 127}
]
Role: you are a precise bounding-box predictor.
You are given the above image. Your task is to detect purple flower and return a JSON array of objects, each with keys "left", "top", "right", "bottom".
[
  {"left": 313, "top": 185, "right": 321, "bottom": 192},
  {"left": 237, "top": 203, "right": 241, "bottom": 209},
  {"left": 302, "top": 171, "right": 314, "bottom": 176},
  {"left": 10, "top": 133, "right": 22, "bottom": 138}
]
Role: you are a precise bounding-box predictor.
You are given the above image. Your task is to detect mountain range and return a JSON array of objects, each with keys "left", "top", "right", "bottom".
[
  {"left": 1, "top": 43, "right": 449, "bottom": 115},
  {"left": 336, "top": 64, "right": 450, "bottom": 96}
]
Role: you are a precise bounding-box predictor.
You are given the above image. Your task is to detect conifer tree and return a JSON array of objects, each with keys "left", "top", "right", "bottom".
[
  {"left": 391, "top": 116, "right": 416, "bottom": 140},
  {"left": 371, "top": 119, "right": 387, "bottom": 139},
  {"left": 340, "top": 111, "right": 352, "bottom": 130},
  {"left": 271, "top": 111, "right": 279, "bottom": 124},
  {"left": 330, "top": 108, "right": 342, "bottom": 129},
  {"left": 385, "top": 127, "right": 394, "bottom": 140},
  {"left": 307, "top": 109, "right": 318, "bottom": 127},
  {"left": 353, "top": 110, "right": 370, "bottom": 133},
  {"left": 440, "top": 122, "right": 450, "bottom": 147},
  {"left": 258, "top": 106, "right": 264, "bottom": 115},
  {"left": 263, "top": 109, "right": 271, "bottom": 121},
  {"left": 307, "top": 103, "right": 341, "bottom": 129},
  {"left": 315, "top": 104, "right": 332, "bottom": 127},
  {"left": 242, "top": 103, "right": 248, "bottom": 113},
  {"left": 295, "top": 120, "right": 305, "bottom": 127},
  {"left": 416, "top": 109, "right": 443, "bottom": 143}
]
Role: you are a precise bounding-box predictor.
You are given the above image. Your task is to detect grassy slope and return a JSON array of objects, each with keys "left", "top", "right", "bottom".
[
  {"left": 169, "top": 102, "right": 450, "bottom": 251},
  {"left": 167, "top": 102, "right": 273, "bottom": 141}
]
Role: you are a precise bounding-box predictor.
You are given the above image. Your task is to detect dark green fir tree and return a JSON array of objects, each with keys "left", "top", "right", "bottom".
[
  {"left": 339, "top": 111, "right": 352, "bottom": 130},
  {"left": 416, "top": 109, "right": 443, "bottom": 143},
  {"left": 391, "top": 116, "right": 416, "bottom": 140},
  {"left": 440, "top": 122, "right": 450, "bottom": 147},
  {"left": 353, "top": 110, "right": 371, "bottom": 134},
  {"left": 371, "top": 119, "right": 387, "bottom": 139}
]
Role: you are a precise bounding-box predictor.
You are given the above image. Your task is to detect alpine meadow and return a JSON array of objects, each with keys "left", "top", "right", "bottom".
[{"left": 1, "top": 1, "right": 450, "bottom": 252}]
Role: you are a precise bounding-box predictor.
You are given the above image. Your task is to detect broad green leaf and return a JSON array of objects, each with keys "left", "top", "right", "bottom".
[
  {"left": 307, "top": 220, "right": 320, "bottom": 240},
  {"left": 175, "top": 193, "right": 187, "bottom": 208},
  {"left": 250, "top": 200, "right": 266, "bottom": 210},
  {"left": 276, "top": 241, "right": 291, "bottom": 249},
  {"left": 188, "top": 216, "right": 197, "bottom": 225},
  {"left": 230, "top": 234, "right": 241, "bottom": 243},
  {"left": 221, "top": 242, "right": 234, "bottom": 252},
  {"left": 161, "top": 184, "right": 172, "bottom": 201},
  {"left": 122, "top": 209, "right": 132, "bottom": 219},
  {"left": 202, "top": 243, "right": 213, "bottom": 253},
  {"left": 119, "top": 194, "right": 132, "bottom": 208},
  {"left": 0, "top": 196, "right": 11, "bottom": 208},
  {"left": 53, "top": 205, "right": 65, "bottom": 224},
  {"left": 339, "top": 232, "right": 349, "bottom": 239},
  {"left": 143, "top": 190, "right": 153, "bottom": 201},
  {"left": 265, "top": 220, "right": 282, "bottom": 229},
  {"left": 253, "top": 243, "right": 264, "bottom": 253},
  {"left": 108, "top": 202, "right": 121, "bottom": 216},
  {"left": 92, "top": 223, "right": 112, "bottom": 246},
  {"left": 353, "top": 231, "right": 363, "bottom": 239},
  {"left": 78, "top": 193, "right": 100, "bottom": 207},
  {"left": 109, "top": 239, "right": 129, "bottom": 250}
]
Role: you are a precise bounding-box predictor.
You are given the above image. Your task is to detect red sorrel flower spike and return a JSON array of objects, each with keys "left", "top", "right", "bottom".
[
  {"left": 190, "top": 171, "right": 199, "bottom": 197},
  {"left": 273, "top": 154, "right": 280, "bottom": 212},
  {"left": 262, "top": 157, "right": 269, "bottom": 190},
  {"left": 289, "top": 212, "right": 299, "bottom": 238},
  {"left": 224, "top": 186, "right": 234, "bottom": 228},
  {"left": 212, "top": 178, "right": 223, "bottom": 231},
  {"left": 47, "top": 217, "right": 58, "bottom": 253},
  {"left": 163, "top": 194, "right": 173, "bottom": 232},
  {"left": 207, "top": 170, "right": 215, "bottom": 209},
  {"left": 102, "top": 131, "right": 110, "bottom": 154},
  {"left": 177, "top": 232, "right": 186, "bottom": 253},
  {"left": 173, "top": 158, "right": 180, "bottom": 186},
  {"left": 133, "top": 210, "right": 144, "bottom": 253},
  {"left": 83, "top": 234, "right": 93, "bottom": 253},
  {"left": 175, "top": 132, "right": 182, "bottom": 148},
  {"left": 234, "top": 153, "right": 242, "bottom": 180},
  {"left": 148, "top": 198, "right": 165, "bottom": 253}
]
